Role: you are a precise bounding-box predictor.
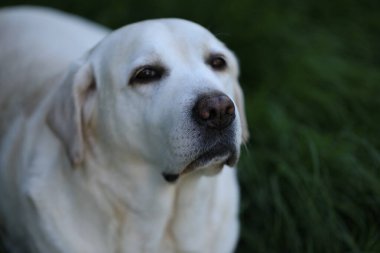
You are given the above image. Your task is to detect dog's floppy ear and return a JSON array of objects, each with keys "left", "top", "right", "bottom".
[
  {"left": 233, "top": 82, "right": 249, "bottom": 143},
  {"left": 47, "top": 62, "right": 95, "bottom": 166}
]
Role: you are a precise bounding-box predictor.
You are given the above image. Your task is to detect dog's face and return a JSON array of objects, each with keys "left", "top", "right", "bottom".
[{"left": 48, "top": 19, "right": 248, "bottom": 182}]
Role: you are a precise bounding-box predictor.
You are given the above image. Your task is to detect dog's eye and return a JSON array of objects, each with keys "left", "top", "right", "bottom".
[
  {"left": 129, "top": 66, "right": 164, "bottom": 85},
  {"left": 207, "top": 54, "right": 227, "bottom": 71}
]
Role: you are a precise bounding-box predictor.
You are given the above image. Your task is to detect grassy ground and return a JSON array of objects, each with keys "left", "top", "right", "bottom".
[
  {"left": 1, "top": 0, "right": 380, "bottom": 252},
  {"left": 235, "top": 2, "right": 380, "bottom": 252}
]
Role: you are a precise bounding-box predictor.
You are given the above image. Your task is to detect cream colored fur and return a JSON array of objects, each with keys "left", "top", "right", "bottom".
[{"left": 0, "top": 6, "right": 248, "bottom": 253}]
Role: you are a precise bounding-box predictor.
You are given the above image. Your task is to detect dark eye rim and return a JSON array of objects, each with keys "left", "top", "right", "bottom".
[
  {"left": 207, "top": 54, "right": 228, "bottom": 71},
  {"left": 129, "top": 65, "right": 166, "bottom": 85}
]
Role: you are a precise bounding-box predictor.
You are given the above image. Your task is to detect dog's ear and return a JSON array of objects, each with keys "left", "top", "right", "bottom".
[
  {"left": 46, "top": 62, "right": 95, "bottom": 166},
  {"left": 233, "top": 82, "right": 249, "bottom": 143}
]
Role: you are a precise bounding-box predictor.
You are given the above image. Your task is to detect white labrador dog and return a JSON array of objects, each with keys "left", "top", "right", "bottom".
[{"left": 0, "top": 6, "right": 249, "bottom": 253}]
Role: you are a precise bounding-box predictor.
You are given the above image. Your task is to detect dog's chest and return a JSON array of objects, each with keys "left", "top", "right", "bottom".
[{"left": 22, "top": 160, "right": 236, "bottom": 253}]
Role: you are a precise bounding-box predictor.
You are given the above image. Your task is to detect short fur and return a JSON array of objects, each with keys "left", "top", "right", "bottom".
[{"left": 0, "top": 6, "right": 248, "bottom": 253}]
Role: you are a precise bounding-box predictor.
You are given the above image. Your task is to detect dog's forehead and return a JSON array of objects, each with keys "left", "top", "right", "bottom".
[
  {"left": 91, "top": 18, "right": 238, "bottom": 76},
  {"left": 113, "top": 19, "right": 227, "bottom": 56},
  {"left": 131, "top": 18, "right": 217, "bottom": 43}
]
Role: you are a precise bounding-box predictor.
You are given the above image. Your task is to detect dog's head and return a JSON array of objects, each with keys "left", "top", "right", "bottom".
[{"left": 47, "top": 19, "right": 249, "bottom": 182}]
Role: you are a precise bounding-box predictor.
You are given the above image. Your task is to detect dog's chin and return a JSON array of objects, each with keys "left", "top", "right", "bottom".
[{"left": 162, "top": 146, "right": 238, "bottom": 183}]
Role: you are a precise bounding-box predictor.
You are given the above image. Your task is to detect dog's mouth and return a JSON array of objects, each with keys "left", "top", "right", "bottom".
[{"left": 162, "top": 144, "right": 238, "bottom": 183}]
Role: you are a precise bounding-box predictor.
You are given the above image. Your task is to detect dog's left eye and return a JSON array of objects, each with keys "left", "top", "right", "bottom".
[
  {"left": 129, "top": 66, "right": 165, "bottom": 85},
  {"left": 207, "top": 54, "right": 227, "bottom": 71}
]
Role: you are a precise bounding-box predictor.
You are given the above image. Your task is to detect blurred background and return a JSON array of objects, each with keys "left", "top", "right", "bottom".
[{"left": 1, "top": 0, "right": 379, "bottom": 252}]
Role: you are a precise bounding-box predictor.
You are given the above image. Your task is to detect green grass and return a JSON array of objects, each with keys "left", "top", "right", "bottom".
[
  {"left": 1, "top": 0, "right": 380, "bottom": 252},
  {"left": 235, "top": 2, "right": 380, "bottom": 252}
]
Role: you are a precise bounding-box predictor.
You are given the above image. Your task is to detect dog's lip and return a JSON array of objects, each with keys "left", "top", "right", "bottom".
[
  {"left": 162, "top": 144, "right": 238, "bottom": 183},
  {"left": 182, "top": 147, "right": 236, "bottom": 175}
]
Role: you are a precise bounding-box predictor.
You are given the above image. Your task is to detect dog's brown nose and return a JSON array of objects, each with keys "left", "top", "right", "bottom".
[{"left": 193, "top": 93, "right": 235, "bottom": 130}]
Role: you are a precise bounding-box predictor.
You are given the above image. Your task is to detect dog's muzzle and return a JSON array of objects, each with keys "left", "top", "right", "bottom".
[{"left": 162, "top": 92, "right": 239, "bottom": 183}]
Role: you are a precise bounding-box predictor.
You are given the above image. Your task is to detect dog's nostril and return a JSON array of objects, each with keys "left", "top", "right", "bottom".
[
  {"left": 200, "top": 110, "right": 210, "bottom": 120},
  {"left": 193, "top": 93, "right": 236, "bottom": 130},
  {"left": 226, "top": 105, "right": 234, "bottom": 115}
]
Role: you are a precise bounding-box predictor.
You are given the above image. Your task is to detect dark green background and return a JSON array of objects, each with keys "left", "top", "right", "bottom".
[{"left": 1, "top": 0, "right": 380, "bottom": 252}]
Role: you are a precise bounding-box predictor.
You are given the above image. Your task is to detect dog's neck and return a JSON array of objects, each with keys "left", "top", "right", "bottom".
[
  {"left": 24, "top": 126, "right": 235, "bottom": 252},
  {"left": 79, "top": 141, "right": 224, "bottom": 251}
]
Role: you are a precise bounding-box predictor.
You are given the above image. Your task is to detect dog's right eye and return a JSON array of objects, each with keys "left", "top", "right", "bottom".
[{"left": 129, "top": 66, "right": 165, "bottom": 85}]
